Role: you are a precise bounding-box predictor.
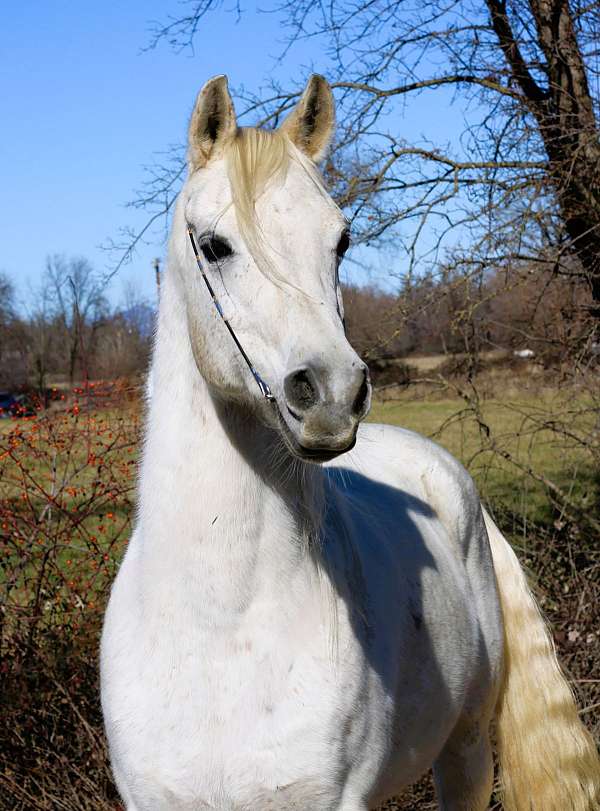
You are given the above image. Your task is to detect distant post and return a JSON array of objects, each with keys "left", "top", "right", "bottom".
[{"left": 153, "top": 258, "right": 161, "bottom": 299}]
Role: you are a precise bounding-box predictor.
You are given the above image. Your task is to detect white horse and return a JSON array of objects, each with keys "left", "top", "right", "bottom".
[{"left": 101, "top": 75, "right": 600, "bottom": 811}]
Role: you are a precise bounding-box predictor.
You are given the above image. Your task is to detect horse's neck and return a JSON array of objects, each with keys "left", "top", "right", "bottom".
[{"left": 138, "top": 272, "right": 322, "bottom": 623}]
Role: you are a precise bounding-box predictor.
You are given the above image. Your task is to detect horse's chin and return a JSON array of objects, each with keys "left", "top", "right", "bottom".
[
  {"left": 289, "top": 437, "right": 357, "bottom": 464},
  {"left": 275, "top": 407, "right": 357, "bottom": 464}
]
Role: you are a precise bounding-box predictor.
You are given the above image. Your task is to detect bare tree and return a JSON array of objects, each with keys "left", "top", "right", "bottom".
[
  {"left": 0, "top": 271, "right": 15, "bottom": 326},
  {"left": 25, "top": 278, "right": 55, "bottom": 392},
  {"left": 0, "top": 273, "right": 31, "bottom": 388},
  {"left": 44, "top": 255, "right": 109, "bottom": 383},
  {"left": 94, "top": 282, "right": 154, "bottom": 378},
  {"left": 137, "top": 0, "right": 600, "bottom": 315}
]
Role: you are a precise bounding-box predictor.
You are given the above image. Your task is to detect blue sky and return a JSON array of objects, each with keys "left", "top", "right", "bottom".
[{"left": 2, "top": 1, "right": 468, "bottom": 307}]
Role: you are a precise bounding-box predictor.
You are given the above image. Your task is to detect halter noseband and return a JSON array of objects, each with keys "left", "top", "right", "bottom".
[{"left": 187, "top": 226, "right": 275, "bottom": 403}]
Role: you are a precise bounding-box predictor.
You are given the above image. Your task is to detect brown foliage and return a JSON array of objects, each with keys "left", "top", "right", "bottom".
[{"left": 343, "top": 260, "right": 598, "bottom": 372}]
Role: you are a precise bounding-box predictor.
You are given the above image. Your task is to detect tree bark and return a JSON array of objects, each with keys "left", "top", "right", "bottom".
[{"left": 487, "top": 0, "right": 600, "bottom": 306}]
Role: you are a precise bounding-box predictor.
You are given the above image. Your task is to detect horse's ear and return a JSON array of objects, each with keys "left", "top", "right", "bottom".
[
  {"left": 188, "top": 75, "right": 237, "bottom": 170},
  {"left": 280, "top": 75, "right": 335, "bottom": 163}
]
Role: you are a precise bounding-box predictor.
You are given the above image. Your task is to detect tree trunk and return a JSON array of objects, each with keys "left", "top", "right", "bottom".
[
  {"left": 488, "top": 0, "right": 600, "bottom": 307},
  {"left": 532, "top": 0, "right": 600, "bottom": 305}
]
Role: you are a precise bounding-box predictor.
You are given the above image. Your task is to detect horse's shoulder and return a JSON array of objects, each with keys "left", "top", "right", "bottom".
[
  {"left": 343, "top": 422, "right": 486, "bottom": 556},
  {"left": 354, "top": 421, "right": 477, "bottom": 497}
]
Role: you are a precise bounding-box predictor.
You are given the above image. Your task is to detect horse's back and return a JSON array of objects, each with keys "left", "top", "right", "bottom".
[{"left": 331, "top": 422, "right": 484, "bottom": 548}]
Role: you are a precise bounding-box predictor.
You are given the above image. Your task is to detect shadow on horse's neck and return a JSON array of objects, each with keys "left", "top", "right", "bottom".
[
  {"left": 212, "top": 394, "right": 321, "bottom": 505},
  {"left": 144, "top": 288, "right": 322, "bottom": 535}
]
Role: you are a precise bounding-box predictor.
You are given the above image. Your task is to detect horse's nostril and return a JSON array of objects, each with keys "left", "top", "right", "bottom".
[
  {"left": 284, "top": 368, "right": 320, "bottom": 414},
  {"left": 352, "top": 368, "right": 370, "bottom": 416}
]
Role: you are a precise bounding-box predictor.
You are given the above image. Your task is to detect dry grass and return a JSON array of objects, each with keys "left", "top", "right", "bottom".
[{"left": 401, "top": 350, "right": 506, "bottom": 372}]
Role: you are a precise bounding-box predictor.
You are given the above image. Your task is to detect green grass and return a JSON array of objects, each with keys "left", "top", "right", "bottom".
[{"left": 368, "top": 393, "right": 598, "bottom": 528}]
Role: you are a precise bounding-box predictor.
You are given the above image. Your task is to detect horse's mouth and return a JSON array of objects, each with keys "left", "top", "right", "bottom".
[
  {"left": 293, "top": 436, "right": 357, "bottom": 463},
  {"left": 275, "top": 407, "right": 357, "bottom": 463}
]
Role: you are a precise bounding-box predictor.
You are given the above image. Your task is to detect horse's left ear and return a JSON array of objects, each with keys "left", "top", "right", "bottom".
[{"left": 280, "top": 75, "right": 335, "bottom": 163}]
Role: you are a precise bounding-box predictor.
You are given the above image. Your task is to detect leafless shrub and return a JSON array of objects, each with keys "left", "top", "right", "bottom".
[{"left": 0, "top": 382, "right": 140, "bottom": 809}]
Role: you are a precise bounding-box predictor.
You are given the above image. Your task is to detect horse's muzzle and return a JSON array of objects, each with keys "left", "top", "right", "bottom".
[{"left": 279, "top": 361, "right": 371, "bottom": 461}]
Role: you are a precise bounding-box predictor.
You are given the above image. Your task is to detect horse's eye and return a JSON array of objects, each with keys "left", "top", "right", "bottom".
[
  {"left": 200, "top": 237, "right": 233, "bottom": 263},
  {"left": 336, "top": 231, "right": 350, "bottom": 259}
]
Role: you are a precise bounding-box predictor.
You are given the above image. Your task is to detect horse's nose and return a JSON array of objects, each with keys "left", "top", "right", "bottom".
[
  {"left": 284, "top": 367, "right": 321, "bottom": 416},
  {"left": 283, "top": 362, "right": 371, "bottom": 434}
]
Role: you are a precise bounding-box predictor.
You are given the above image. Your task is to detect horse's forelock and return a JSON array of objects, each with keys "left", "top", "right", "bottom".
[{"left": 223, "top": 127, "right": 329, "bottom": 287}]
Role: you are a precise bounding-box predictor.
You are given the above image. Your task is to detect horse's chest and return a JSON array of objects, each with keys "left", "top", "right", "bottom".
[
  {"left": 110, "top": 606, "right": 383, "bottom": 810},
  {"left": 136, "top": 693, "right": 353, "bottom": 810}
]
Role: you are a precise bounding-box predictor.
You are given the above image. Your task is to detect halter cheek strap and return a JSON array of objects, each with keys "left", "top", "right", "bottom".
[{"left": 187, "top": 226, "right": 275, "bottom": 402}]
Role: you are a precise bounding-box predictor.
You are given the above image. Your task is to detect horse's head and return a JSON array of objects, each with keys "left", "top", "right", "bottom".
[{"left": 175, "top": 74, "right": 371, "bottom": 462}]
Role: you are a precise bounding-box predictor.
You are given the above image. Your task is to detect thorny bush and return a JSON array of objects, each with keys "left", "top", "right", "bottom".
[{"left": 1, "top": 381, "right": 139, "bottom": 810}]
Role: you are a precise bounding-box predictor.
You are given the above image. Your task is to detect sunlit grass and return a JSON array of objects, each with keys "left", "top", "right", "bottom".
[{"left": 368, "top": 392, "right": 598, "bottom": 528}]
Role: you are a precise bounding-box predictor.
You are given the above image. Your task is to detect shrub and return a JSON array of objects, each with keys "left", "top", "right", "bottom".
[{"left": 0, "top": 381, "right": 139, "bottom": 809}]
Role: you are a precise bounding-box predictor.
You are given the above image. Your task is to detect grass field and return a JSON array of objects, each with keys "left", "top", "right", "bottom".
[
  {"left": 1, "top": 377, "right": 598, "bottom": 809},
  {"left": 369, "top": 391, "right": 599, "bottom": 530}
]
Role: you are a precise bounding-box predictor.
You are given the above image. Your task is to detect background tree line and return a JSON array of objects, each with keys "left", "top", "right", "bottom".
[
  {"left": 2, "top": 250, "right": 596, "bottom": 392},
  {"left": 2, "top": 248, "right": 597, "bottom": 392},
  {"left": 344, "top": 258, "right": 595, "bottom": 363},
  {"left": 0, "top": 259, "right": 154, "bottom": 392}
]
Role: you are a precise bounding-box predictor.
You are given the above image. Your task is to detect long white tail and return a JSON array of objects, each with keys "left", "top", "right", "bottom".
[{"left": 484, "top": 510, "right": 600, "bottom": 811}]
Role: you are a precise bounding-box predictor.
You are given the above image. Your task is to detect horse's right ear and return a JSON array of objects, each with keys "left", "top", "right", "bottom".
[{"left": 188, "top": 75, "right": 237, "bottom": 171}]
